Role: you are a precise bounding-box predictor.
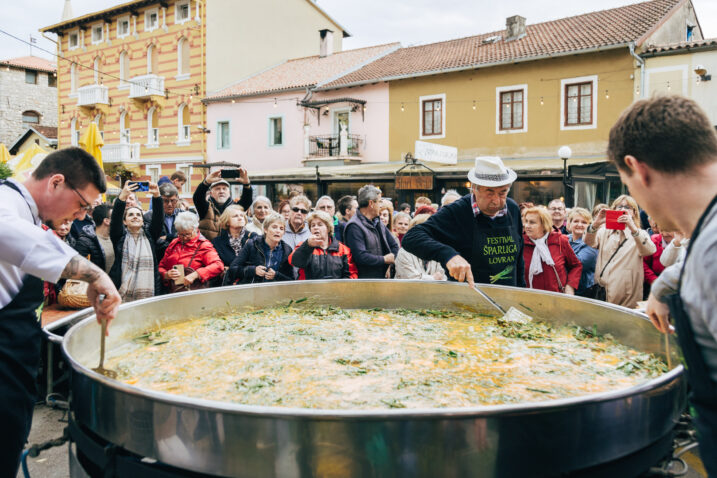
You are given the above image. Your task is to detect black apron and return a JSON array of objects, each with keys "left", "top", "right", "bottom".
[
  {"left": 471, "top": 209, "right": 522, "bottom": 286},
  {"left": 0, "top": 181, "right": 46, "bottom": 475},
  {"left": 665, "top": 193, "right": 717, "bottom": 478}
]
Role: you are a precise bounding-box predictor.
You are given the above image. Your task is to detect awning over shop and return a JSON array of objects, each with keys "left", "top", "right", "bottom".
[{"left": 246, "top": 156, "right": 609, "bottom": 183}]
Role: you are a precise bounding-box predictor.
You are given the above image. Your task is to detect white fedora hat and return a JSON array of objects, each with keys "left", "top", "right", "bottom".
[{"left": 467, "top": 156, "right": 517, "bottom": 187}]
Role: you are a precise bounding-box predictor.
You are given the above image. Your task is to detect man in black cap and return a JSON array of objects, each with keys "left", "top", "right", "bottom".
[
  {"left": 402, "top": 156, "right": 525, "bottom": 288},
  {"left": 193, "top": 168, "right": 252, "bottom": 240}
]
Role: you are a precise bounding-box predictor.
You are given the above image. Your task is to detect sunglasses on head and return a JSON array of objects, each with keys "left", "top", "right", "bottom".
[{"left": 292, "top": 207, "right": 309, "bottom": 214}]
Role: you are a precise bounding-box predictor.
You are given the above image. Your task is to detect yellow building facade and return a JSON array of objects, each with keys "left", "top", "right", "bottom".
[{"left": 42, "top": 0, "right": 207, "bottom": 201}]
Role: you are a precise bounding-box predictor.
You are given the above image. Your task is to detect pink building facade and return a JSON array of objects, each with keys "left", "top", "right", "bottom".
[{"left": 205, "top": 82, "right": 390, "bottom": 173}]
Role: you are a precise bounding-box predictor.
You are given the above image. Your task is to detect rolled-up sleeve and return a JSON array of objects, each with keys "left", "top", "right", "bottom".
[{"left": 0, "top": 216, "right": 77, "bottom": 283}]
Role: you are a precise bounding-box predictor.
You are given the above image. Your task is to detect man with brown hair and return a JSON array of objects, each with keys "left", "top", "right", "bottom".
[
  {"left": 607, "top": 95, "right": 717, "bottom": 475},
  {"left": 0, "top": 147, "right": 121, "bottom": 475}
]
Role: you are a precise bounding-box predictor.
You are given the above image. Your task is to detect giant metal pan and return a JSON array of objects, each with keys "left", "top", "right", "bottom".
[{"left": 46, "top": 280, "right": 685, "bottom": 477}]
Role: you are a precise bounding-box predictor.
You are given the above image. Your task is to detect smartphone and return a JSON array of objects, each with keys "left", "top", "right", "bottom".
[
  {"left": 132, "top": 181, "right": 150, "bottom": 192},
  {"left": 220, "top": 169, "right": 240, "bottom": 179},
  {"left": 605, "top": 209, "right": 626, "bottom": 230},
  {"left": 172, "top": 264, "right": 185, "bottom": 285}
]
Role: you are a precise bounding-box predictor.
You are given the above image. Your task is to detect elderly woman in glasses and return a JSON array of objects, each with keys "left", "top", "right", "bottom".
[
  {"left": 289, "top": 210, "right": 357, "bottom": 280},
  {"left": 159, "top": 212, "right": 224, "bottom": 292},
  {"left": 109, "top": 181, "right": 164, "bottom": 301},
  {"left": 585, "top": 194, "right": 656, "bottom": 308},
  {"left": 226, "top": 212, "right": 295, "bottom": 284}
]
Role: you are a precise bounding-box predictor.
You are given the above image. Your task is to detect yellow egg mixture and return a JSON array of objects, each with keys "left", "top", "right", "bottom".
[{"left": 106, "top": 305, "right": 668, "bottom": 409}]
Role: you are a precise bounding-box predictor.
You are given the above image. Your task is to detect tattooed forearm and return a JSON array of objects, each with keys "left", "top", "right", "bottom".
[{"left": 60, "top": 255, "right": 104, "bottom": 283}]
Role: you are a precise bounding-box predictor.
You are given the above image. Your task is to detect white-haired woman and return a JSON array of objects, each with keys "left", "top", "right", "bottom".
[
  {"left": 289, "top": 210, "right": 357, "bottom": 280},
  {"left": 227, "top": 212, "right": 295, "bottom": 284},
  {"left": 245, "top": 195, "right": 272, "bottom": 235},
  {"left": 159, "top": 211, "right": 224, "bottom": 292},
  {"left": 109, "top": 181, "right": 164, "bottom": 301}
]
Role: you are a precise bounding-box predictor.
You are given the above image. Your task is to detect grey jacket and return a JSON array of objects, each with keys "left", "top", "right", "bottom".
[{"left": 652, "top": 201, "right": 717, "bottom": 382}]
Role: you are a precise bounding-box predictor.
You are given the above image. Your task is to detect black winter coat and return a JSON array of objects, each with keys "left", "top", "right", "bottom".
[
  {"left": 211, "top": 229, "right": 257, "bottom": 267},
  {"left": 226, "top": 236, "right": 294, "bottom": 284},
  {"left": 109, "top": 196, "right": 164, "bottom": 295},
  {"left": 75, "top": 231, "right": 106, "bottom": 271}
]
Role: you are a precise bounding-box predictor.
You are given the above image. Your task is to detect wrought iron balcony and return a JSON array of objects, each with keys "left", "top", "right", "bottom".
[
  {"left": 102, "top": 143, "right": 141, "bottom": 163},
  {"left": 128, "top": 74, "right": 165, "bottom": 99},
  {"left": 76, "top": 84, "right": 109, "bottom": 107},
  {"left": 308, "top": 134, "right": 363, "bottom": 157}
]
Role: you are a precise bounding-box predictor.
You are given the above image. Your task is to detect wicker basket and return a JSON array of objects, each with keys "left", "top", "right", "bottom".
[{"left": 58, "top": 280, "right": 91, "bottom": 309}]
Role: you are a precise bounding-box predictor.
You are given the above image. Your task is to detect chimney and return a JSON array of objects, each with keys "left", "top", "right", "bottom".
[
  {"left": 505, "top": 15, "right": 526, "bottom": 42},
  {"left": 319, "top": 29, "right": 334, "bottom": 57},
  {"left": 61, "top": 0, "right": 74, "bottom": 21}
]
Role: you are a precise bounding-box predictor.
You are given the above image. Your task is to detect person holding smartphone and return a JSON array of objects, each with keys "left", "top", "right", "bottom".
[
  {"left": 193, "top": 168, "right": 252, "bottom": 240},
  {"left": 584, "top": 194, "right": 655, "bottom": 308}
]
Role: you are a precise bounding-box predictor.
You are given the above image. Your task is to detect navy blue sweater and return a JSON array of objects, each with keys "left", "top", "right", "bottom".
[{"left": 402, "top": 194, "right": 525, "bottom": 287}]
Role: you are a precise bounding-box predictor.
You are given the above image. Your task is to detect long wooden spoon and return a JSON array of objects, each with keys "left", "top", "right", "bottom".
[{"left": 92, "top": 296, "right": 117, "bottom": 379}]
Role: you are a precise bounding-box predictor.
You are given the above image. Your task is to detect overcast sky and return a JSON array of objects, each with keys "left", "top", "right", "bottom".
[{"left": 1, "top": 0, "right": 716, "bottom": 62}]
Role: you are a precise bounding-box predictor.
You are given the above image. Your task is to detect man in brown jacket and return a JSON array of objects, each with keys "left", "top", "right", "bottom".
[{"left": 193, "top": 168, "right": 252, "bottom": 240}]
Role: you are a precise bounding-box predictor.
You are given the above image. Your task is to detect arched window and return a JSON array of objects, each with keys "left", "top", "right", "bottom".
[
  {"left": 119, "top": 110, "right": 130, "bottom": 143},
  {"left": 22, "top": 111, "right": 40, "bottom": 125},
  {"left": 70, "top": 118, "right": 78, "bottom": 146},
  {"left": 177, "top": 103, "right": 190, "bottom": 143},
  {"left": 93, "top": 56, "right": 100, "bottom": 84},
  {"left": 119, "top": 51, "right": 129, "bottom": 86},
  {"left": 177, "top": 37, "right": 190, "bottom": 76},
  {"left": 147, "top": 107, "right": 159, "bottom": 145},
  {"left": 70, "top": 63, "right": 77, "bottom": 94},
  {"left": 147, "top": 44, "right": 158, "bottom": 74}
]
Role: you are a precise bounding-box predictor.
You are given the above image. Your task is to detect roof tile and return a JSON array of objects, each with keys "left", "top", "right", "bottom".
[
  {"left": 0, "top": 56, "right": 56, "bottom": 73},
  {"left": 206, "top": 43, "right": 399, "bottom": 101},
  {"left": 321, "top": 0, "right": 682, "bottom": 89}
]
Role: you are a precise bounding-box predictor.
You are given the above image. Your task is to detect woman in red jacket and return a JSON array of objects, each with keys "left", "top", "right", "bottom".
[
  {"left": 159, "top": 212, "right": 224, "bottom": 292},
  {"left": 289, "top": 210, "right": 358, "bottom": 280},
  {"left": 522, "top": 206, "right": 582, "bottom": 294}
]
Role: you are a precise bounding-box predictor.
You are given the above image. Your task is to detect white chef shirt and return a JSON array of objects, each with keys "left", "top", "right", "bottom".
[{"left": 0, "top": 179, "right": 78, "bottom": 308}]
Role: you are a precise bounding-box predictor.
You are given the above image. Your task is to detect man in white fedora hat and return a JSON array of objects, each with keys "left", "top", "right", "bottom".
[{"left": 402, "top": 156, "right": 524, "bottom": 288}]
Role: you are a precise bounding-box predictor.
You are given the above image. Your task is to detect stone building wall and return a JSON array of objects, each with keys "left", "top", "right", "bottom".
[{"left": 0, "top": 66, "right": 58, "bottom": 146}]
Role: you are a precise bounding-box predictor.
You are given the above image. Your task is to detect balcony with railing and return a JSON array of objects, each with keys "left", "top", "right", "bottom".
[
  {"left": 128, "top": 74, "right": 165, "bottom": 99},
  {"left": 308, "top": 134, "right": 363, "bottom": 158},
  {"left": 102, "top": 143, "right": 141, "bottom": 163},
  {"left": 77, "top": 84, "right": 109, "bottom": 107}
]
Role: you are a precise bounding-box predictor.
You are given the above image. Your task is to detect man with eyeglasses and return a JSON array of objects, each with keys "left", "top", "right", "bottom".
[
  {"left": 548, "top": 199, "right": 568, "bottom": 235},
  {"left": 283, "top": 195, "right": 312, "bottom": 251},
  {"left": 145, "top": 183, "right": 185, "bottom": 259},
  {"left": 0, "top": 147, "right": 121, "bottom": 475},
  {"left": 193, "top": 168, "right": 253, "bottom": 240}
]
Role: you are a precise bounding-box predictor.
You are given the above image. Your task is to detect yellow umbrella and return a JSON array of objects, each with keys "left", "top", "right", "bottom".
[
  {"left": 0, "top": 143, "right": 11, "bottom": 163},
  {"left": 79, "top": 122, "right": 104, "bottom": 171},
  {"left": 10, "top": 143, "right": 48, "bottom": 181}
]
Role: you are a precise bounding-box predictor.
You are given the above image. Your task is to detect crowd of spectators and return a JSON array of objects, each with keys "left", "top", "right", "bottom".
[{"left": 44, "top": 168, "right": 678, "bottom": 312}]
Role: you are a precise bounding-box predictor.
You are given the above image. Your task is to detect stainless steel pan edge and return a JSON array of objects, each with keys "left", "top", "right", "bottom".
[{"left": 60, "top": 280, "right": 685, "bottom": 478}]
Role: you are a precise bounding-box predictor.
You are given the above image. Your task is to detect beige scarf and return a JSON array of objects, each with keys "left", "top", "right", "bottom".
[{"left": 119, "top": 232, "right": 155, "bottom": 302}]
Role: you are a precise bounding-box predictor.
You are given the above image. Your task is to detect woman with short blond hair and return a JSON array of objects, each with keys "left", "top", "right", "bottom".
[
  {"left": 585, "top": 194, "right": 656, "bottom": 307},
  {"left": 567, "top": 207, "right": 599, "bottom": 297}
]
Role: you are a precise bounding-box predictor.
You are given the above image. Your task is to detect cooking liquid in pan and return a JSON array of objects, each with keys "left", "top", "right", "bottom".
[{"left": 106, "top": 306, "right": 668, "bottom": 409}]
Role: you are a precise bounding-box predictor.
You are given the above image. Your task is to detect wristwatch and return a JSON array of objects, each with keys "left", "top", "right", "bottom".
[{"left": 631, "top": 229, "right": 640, "bottom": 237}]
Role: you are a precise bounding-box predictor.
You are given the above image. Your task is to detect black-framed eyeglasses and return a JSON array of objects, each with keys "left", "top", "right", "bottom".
[
  {"left": 291, "top": 207, "right": 309, "bottom": 214},
  {"left": 68, "top": 185, "right": 93, "bottom": 212}
]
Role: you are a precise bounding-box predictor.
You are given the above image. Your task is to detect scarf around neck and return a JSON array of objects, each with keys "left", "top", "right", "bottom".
[
  {"left": 119, "top": 231, "right": 155, "bottom": 302},
  {"left": 528, "top": 232, "right": 554, "bottom": 288}
]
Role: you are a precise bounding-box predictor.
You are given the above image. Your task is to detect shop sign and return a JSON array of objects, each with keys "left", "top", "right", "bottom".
[
  {"left": 415, "top": 141, "right": 457, "bottom": 165},
  {"left": 395, "top": 175, "right": 434, "bottom": 190}
]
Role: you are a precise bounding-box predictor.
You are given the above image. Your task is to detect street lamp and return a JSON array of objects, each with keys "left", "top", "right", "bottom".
[{"left": 558, "top": 145, "right": 574, "bottom": 194}]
